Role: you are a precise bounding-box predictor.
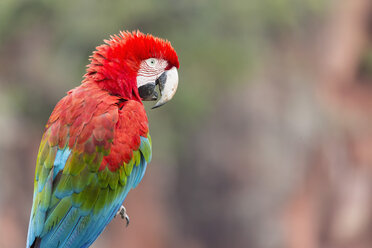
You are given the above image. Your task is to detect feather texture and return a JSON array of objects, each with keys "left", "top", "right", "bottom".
[
  {"left": 27, "top": 30, "right": 179, "bottom": 248},
  {"left": 27, "top": 82, "right": 151, "bottom": 248}
]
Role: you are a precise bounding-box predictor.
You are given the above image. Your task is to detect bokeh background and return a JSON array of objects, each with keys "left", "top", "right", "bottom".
[{"left": 1, "top": 0, "right": 372, "bottom": 247}]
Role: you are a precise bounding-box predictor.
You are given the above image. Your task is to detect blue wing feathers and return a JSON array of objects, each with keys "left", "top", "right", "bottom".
[
  {"left": 28, "top": 136, "right": 150, "bottom": 248},
  {"left": 65, "top": 160, "right": 147, "bottom": 248},
  {"left": 41, "top": 207, "right": 79, "bottom": 248},
  {"left": 29, "top": 168, "right": 53, "bottom": 244},
  {"left": 27, "top": 147, "right": 71, "bottom": 247},
  {"left": 54, "top": 149, "right": 71, "bottom": 180},
  {"left": 132, "top": 153, "right": 148, "bottom": 189}
]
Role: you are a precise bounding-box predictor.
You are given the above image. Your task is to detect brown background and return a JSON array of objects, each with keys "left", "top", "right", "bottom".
[{"left": 1, "top": 0, "right": 372, "bottom": 247}]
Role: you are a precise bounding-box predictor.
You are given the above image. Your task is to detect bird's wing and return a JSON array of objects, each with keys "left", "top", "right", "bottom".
[{"left": 27, "top": 85, "right": 152, "bottom": 248}]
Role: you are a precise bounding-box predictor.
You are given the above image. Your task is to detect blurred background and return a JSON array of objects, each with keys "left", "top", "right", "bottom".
[{"left": 1, "top": 0, "right": 372, "bottom": 247}]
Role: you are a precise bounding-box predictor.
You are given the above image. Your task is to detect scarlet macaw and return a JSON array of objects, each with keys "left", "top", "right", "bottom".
[{"left": 27, "top": 31, "right": 179, "bottom": 248}]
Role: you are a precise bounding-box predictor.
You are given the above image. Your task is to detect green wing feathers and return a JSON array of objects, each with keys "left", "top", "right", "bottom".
[{"left": 27, "top": 93, "right": 152, "bottom": 248}]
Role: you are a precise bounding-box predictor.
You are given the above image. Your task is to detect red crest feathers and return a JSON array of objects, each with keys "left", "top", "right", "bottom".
[
  {"left": 109, "top": 30, "right": 179, "bottom": 69},
  {"left": 84, "top": 30, "right": 179, "bottom": 100}
]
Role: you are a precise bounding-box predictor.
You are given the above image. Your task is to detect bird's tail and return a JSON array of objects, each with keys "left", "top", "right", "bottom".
[{"left": 30, "top": 238, "right": 41, "bottom": 248}]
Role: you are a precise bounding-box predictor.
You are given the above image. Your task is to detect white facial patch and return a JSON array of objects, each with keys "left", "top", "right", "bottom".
[{"left": 137, "top": 58, "right": 168, "bottom": 88}]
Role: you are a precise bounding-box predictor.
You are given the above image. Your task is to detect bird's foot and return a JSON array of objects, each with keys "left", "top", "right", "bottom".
[{"left": 115, "top": 205, "right": 130, "bottom": 227}]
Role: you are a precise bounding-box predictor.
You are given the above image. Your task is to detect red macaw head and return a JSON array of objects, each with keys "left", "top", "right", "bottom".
[{"left": 85, "top": 30, "right": 179, "bottom": 108}]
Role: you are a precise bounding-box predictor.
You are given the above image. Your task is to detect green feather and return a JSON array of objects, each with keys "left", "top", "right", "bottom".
[
  {"left": 124, "top": 158, "right": 134, "bottom": 176},
  {"left": 80, "top": 184, "right": 100, "bottom": 212},
  {"left": 88, "top": 153, "right": 103, "bottom": 172},
  {"left": 36, "top": 139, "right": 50, "bottom": 182},
  {"left": 44, "top": 146, "right": 57, "bottom": 169},
  {"left": 93, "top": 187, "right": 109, "bottom": 214},
  {"left": 38, "top": 166, "right": 51, "bottom": 192},
  {"left": 98, "top": 168, "right": 109, "bottom": 188},
  {"left": 42, "top": 197, "right": 72, "bottom": 235},
  {"left": 108, "top": 171, "right": 119, "bottom": 190},
  {"left": 119, "top": 167, "right": 127, "bottom": 186},
  {"left": 96, "top": 145, "right": 110, "bottom": 156},
  {"left": 49, "top": 195, "right": 60, "bottom": 210},
  {"left": 139, "top": 135, "right": 152, "bottom": 162},
  {"left": 133, "top": 150, "right": 141, "bottom": 167},
  {"left": 83, "top": 152, "right": 95, "bottom": 164},
  {"left": 71, "top": 192, "right": 83, "bottom": 208},
  {"left": 38, "top": 138, "right": 49, "bottom": 164},
  {"left": 71, "top": 167, "right": 94, "bottom": 193},
  {"left": 66, "top": 152, "right": 85, "bottom": 176},
  {"left": 106, "top": 187, "right": 120, "bottom": 206},
  {"left": 55, "top": 174, "right": 73, "bottom": 197},
  {"left": 39, "top": 170, "right": 53, "bottom": 211}
]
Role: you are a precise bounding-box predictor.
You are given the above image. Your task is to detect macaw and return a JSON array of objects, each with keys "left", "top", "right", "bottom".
[{"left": 26, "top": 31, "right": 179, "bottom": 248}]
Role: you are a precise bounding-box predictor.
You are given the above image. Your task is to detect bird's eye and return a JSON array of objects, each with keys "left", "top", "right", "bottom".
[{"left": 146, "top": 58, "right": 157, "bottom": 67}]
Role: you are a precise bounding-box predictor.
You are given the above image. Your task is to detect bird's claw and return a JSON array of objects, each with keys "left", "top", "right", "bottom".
[{"left": 115, "top": 205, "right": 130, "bottom": 227}]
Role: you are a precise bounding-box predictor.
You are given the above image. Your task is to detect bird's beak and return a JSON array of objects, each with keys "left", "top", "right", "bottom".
[{"left": 152, "top": 66, "right": 179, "bottom": 109}]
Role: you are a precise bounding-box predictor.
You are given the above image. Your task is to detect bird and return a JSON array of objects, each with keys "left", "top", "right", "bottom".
[{"left": 26, "top": 30, "right": 179, "bottom": 248}]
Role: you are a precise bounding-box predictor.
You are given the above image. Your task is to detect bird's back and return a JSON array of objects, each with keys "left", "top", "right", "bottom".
[{"left": 27, "top": 82, "right": 152, "bottom": 248}]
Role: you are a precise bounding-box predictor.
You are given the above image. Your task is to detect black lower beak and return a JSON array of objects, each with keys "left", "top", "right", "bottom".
[
  {"left": 138, "top": 72, "right": 167, "bottom": 101},
  {"left": 138, "top": 83, "right": 158, "bottom": 101}
]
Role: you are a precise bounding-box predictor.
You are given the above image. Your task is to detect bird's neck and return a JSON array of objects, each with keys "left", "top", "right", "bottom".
[{"left": 83, "top": 44, "right": 141, "bottom": 101}]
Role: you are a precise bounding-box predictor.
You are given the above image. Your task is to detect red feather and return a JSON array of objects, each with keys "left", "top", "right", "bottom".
[
  {"left": 46, "top": 81, "right": 148, "bottom": 172},
  {"left": 44, "top": 30, "right": 176, "bottom": 172}
]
